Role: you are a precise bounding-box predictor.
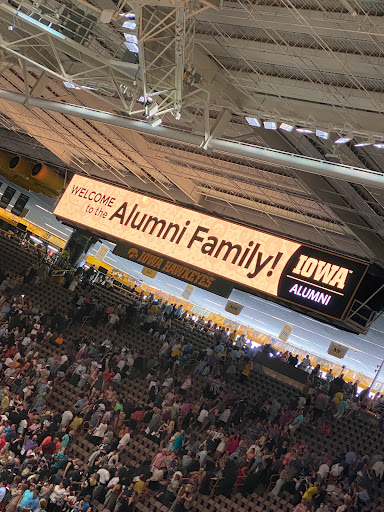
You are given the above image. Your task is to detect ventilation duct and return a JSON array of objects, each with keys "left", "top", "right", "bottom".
[
  {"left": 9, "top": 155, "right": 35, "bottom": 178},
  {"left": 31, "top": 163, "right": 64, "bottom": 192},
  {"left": 0, "top": 150, "right": 63, "bottom": 198},
  {"left": 0, "top": 151, "right": 11, "bottom": 171}
]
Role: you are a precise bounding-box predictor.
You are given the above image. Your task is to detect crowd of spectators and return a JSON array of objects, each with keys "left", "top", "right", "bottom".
[{"left": 0, "top": 245, "right": 381, "bottom": 512}]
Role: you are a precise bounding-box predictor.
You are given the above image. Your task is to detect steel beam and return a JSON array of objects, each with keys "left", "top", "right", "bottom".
[
  {"left": 259, "top": 130, "right": 384, "bottom": 262},
  {"left": 1, "top": 89, "right": 384, "bottom": 190},
  {"left": 195, "top": 34, "right": 384, "bottom": 80}
]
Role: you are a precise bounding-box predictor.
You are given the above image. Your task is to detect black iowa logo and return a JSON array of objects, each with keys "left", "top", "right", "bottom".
[{"left": 128, "top": 247, "right": 139, "bottom": 260}]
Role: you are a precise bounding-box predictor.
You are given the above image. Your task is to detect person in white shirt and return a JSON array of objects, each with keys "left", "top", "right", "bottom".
[
  {"left": 107, "top": 451, "right": 119, "bottom": 467},
  {"left": 97, "top": 466, "right": 111, "bottom": 485},
  {"left": 61, "top": 410, "right": 73, "bottom": 427},
  {"left": 93, "top": 422, "right": 108, "bottom": 440},
  {"left": 159, "top": 341, "right": 169, "bottom": 358},
  {"left": 162, "top": 377, "right": 173, "bottom": 388},
  {"left": 49, "top": 482, "right": 67, "bottom": 506},
  {"left": 118, "top": 430, "right": 131, "bottom": 450},
  {"left": 117, "top": 358, "right": 126, "bottom": 371},
  {"left": 297, "top": 396, "right": 307, "bottom": 408},
  {"left": 126, "top": 353, "right": 134, "bottom": 371},
  {"left": 317, "top": 462, "right": 330, "bottom": 483},
  {"left": 74, "top": 364, "right": 86, "bottom": 376},
  {"left": 107, "top": 314, "right": 119, "bottom": 328},
  {"left": 102, "top": 338, "right": 112, "bottom": 350},
  {"left": 372, "top": 460, "right": 384, "bottom": 479},
  {"left": 197, "top": 408, "right": 208, "bottom": 428},
  {"left": 111, "top": 373, "right": 121, "bottom": 387},
  {"left": 218, "top": 408, "right": 231, "bottom": 424},
  {"left": 21, "top": 335, "right": 32, "bottom": 347}
]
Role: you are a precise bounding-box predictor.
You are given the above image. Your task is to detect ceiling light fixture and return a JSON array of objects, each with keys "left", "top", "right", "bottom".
[
  {"left": 138, "top": 96, "right": 153, "bottom": 104},
  {"left": 315, "top": 129, "right": 329, "bottom": 140},
  {"left": 124, "top": 42, "right": 138, "bottom": 52},
  {"left": 335, "top": 134, "right": 353, "bottom": 144},
  {"left": 124, "top": 33, "right": 138, "bottom": 44},
  {"left": 263, "top": 121, "right": 277, "bottom": 130},
  {"left": 123, "top": 20, "right": 136, "bottom": 30},
  {"left": 63, "top": 81, "right": 81, "bottom": 90},
  {"left": 374, "top": 143, "right": 384, "bottom": 149},
  {"left": 245, "top": 117, "right": 261, "bottom": 127},
  {"left": 296, "top": 127, "right": 313, "bottom": 133},
  {"left": 354, "top": 140, "right": 375, "bottom": 147},
  {"left": 279, "top": 123, "right": 294, "bottom": 132}
]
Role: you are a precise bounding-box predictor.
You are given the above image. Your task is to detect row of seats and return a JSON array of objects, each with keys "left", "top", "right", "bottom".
[{"left": 0, "top": 236, "right": 378, "bottom": 512}]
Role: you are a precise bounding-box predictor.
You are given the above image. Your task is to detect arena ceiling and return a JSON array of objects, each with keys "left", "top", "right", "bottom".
[{"left": 1, "top": 0, "right": 384, "bottom": 266}]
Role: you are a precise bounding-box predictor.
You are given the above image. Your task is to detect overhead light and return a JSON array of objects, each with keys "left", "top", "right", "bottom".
[
  {"left": 123, "top": 21, "right": 136, "bottom": 30},
  {"left": 63, "top": 81, "right": 81, "bottom": 90},
  {"left": 245, "top": 117, "right": 261, "bottom": 127},
  {"left": 148, "top": 116, "right": 162, "bottom": 127},
  {"left": 279, "top": 123, "right": 294, "bottom": 132},
  {"left": 47, "top": 245, "right": 59, "bottom": 253},
  {"left": 263, "top": 121, "right": 277, "bottom": 130},
  {"left": 296, "top": 127, "right": 313, "bottom": 133},
  {"left": 315, "top": 129, "right": 329, "bottom": 140},
  {"left": 138, "top": 96, "right": 153, "bottom": 104},
  {"left": 354, "top": 140, "right": 375, "bottom": 147},
  {"left": 374, "top": 143, "right": 384, "bottom": 148},
  {"left": 335, "top": 134, "right": 353, "bottom": 144},
  {"left": 8, "top": 25, "right": 14, "bottom": 30},
  {"left": 124, "top": 33, "right": 138, "bottom": 44},
  {"left": 124, "top": 42, "right": 138, "bottom": 53}
]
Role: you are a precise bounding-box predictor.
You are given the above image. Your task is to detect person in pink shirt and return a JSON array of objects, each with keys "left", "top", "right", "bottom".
[
  {"left": 292, "top": 499, "right": 308, "bottom": 512},
  {"left": 152, "top": 449, "right": 168, "bottom": 469},
  {"left": 226, "top": 433, "right": 241, "bottom": 454}
]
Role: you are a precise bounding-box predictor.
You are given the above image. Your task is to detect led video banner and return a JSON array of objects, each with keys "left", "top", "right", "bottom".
[
  {"left": 54, "top": 175, "right": 369, "bottom": 319},
  {"left": 113, "top": 242, "right": 234, "bottom": 297}
]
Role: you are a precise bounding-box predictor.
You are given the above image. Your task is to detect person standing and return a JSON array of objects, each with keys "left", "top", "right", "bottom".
[{"left": 239, "top": 361, "right": 253, "bottom": 384}]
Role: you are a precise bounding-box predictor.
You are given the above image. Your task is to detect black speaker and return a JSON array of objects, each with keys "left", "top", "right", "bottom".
[
  {"left": 11, "top": 193, "right": 29, "bottom": 216},
  {"left": 64, "top": 229, "right": 96, "bottom": 265},
  {"left": 0, "top": 186, "right": 16, "bottom": 208},
  {"left": 16, "top": 223, "right": 27, "bottom": 232}
]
